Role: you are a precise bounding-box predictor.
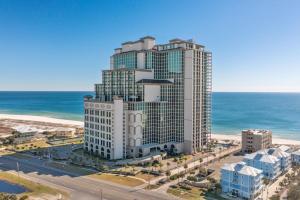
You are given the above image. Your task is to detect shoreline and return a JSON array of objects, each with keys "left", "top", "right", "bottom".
[
  {"left": 1, "top": 113, "right": 299, "bottom": 145},
  {"left": 212, "top": 133, "right": 300, "bottom": 145},
  {"left": 0, "top": 114, "right": 83, "bottom": 126}
]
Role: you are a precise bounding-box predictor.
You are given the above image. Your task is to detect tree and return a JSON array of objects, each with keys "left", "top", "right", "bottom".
[
  {"left": 287, "top": 185, "right": 300, "bottom": 200},
  {"left": 0, "top": 193, "right": 17, "bottom": 200},
  {"left": 159, "top": 162, "right": 163, "bottom": 171},
  {"left": 152, "top": 162, "right": 159, "bottom": 171},
  {"left": 166, "top": 170, "right": 171, "bottom": 180},
  {"left": 215, "top": 183, "right": 222, "bottom": 193},
  {"left": 279, "top": 181, "right": 284, "bottom": 187},
  {"left": 270, "top": 194, "right": 280, "bottom": 200},
  {"left": 184, "top": 163, "right": 188, "bottom": 174},
  {"left": 183, "top": 156, "right": 188, "bottom": 164},
  {"left": 145, "top": 162, "right": 152, "bottom": 168},
  {"left": 166, "top": 162, "right": 171, "bottom": 170},
  {"left": 124, "top": 164, "right": 129, "bottom": 172},
  {"left": 263, "top": 178, "right": 270, "bottom": 186},
  {"left": 131, "top": 166, "right": 135, "bottom": 173}
]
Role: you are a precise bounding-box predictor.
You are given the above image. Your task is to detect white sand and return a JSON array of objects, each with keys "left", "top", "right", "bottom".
[
  {"left": 212, "top": 133, "right": 300, "bottom": 145},
  {"left": 0, "top": 114, "right": 298, "bottom": 145},
  {"left": 0, "top": 114, "right": 83, "bottom": 126}
]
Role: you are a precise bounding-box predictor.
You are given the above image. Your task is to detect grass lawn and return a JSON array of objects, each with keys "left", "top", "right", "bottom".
[
  {"left": 167, "top": 187, "right": 204, "bottom": 200},
  {"left": 88, "top": 173, "right": 144, "bottom": 187},
  {"left": 45, "top": 161, "right": 93, "bottom": 175},
  {"left": 204, "top": 192, "right": 228, "bottom": 200},
  {"left": 144, "top": 184, "right": 160, "bottom": 190},
  {"left": 9, "top": 152, "right": 33, "bottom": 159},
  {"left": 15, "top": 140, "right": 50, "bottom": 151},
  {"left": 135, "top": 172, "right": 157, "bottom": 181},
  {"left": 0, "top": 172, "right": 68, "bottom": 198},
  {"left": 72, "top": 148, "right": 106, "bottom": 162},
  {"left": 48, "top": 137, "right": 83, "bottom": 145}
]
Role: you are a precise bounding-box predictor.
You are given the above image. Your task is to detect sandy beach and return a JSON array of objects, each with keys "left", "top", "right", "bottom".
[
  {"left": 0, "top": 113, "right": 299, "bottom": 145},
  {"left": 0, "top": 114, "right": 83, "bottom": 126},
  {"left": 212, "top": 133, "right": 300, "bottom": 145}
]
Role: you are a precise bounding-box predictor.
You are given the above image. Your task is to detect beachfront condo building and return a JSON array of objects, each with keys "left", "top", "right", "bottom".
[
  {"left": 242, "top": 130, "right": 272, "bottom": 153},
  {"left": 83, "top": 36, "right": 212, "bottom": 159},
  {"left": 244, "top": 151, "right": 281, "bottom": 180},
  {"left": 221, "top": 161, "right": 263, "bottom": 199}
]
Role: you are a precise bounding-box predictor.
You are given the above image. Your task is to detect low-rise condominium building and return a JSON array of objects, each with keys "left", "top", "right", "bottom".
[
  {"left": 242, "top": 129, "right": 272, "bottom": 153},
  {"left": 221, "top": 161, "right": 263, "bottom": 200}
]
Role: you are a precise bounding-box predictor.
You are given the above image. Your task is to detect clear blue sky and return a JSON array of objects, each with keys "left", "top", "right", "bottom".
[{"left": 0, "top": 0, "right": 299, "bottom": 92}]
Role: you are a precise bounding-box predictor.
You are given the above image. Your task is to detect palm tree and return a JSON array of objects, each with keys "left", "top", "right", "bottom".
[
  {"left": 199, "top": 158, "right": 203, "bottom": 163},
  {"left": 263, "top": 178, "right": 270, "bottom": 186},
  {"left": 166, "top": 170, "right": 171, "bottom": 180},
  {"left": 184, "top": 163, "right": 188, "bottom": 174},
  {"left": 153, "top": 163, "right": 159, "bottom": 171},
  {"left": 166, "top": 162, "right": 171, "bottom": 170},
  {"left": 124, "top": 164, "right": 129, "bottom": 172},
  {"left": 159, "top": 162, "right": 163, "bottom": 171}
]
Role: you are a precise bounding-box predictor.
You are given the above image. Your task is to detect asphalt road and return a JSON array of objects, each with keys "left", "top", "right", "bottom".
[{"left": 0, "top": 155, "right": 175, "bottom": 200}]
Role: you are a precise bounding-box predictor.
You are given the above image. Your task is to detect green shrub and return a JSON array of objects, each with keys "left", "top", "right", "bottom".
[
  {"left": 187, "top": 176, "right": 197, "bottom": 182},
  {"left": 19, "top": 195, "right": 29, "bottom": 200},
  {"left": 170, "top": 175, "right": 178, "bottom": 180}
]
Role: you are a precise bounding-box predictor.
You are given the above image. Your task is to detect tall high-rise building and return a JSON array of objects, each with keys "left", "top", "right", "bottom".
[{"left": 84, "top": 36, "right": 212, "bottom": 159}]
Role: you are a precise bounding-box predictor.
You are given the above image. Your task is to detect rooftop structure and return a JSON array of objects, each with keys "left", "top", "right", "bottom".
[{"left": 278, "top": 145, "right": 291, "bottom": 153}]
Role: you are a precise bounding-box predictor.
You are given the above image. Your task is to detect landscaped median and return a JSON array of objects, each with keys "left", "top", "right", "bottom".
[
  {"left": 0, "top": 172, "right": 69, "bottom": 199},
  {"left": 88, "top": 173, "right": 145, "bottom": 187},
  {"left": 45, "top": 161, "right": 93, "bottom": 176}
]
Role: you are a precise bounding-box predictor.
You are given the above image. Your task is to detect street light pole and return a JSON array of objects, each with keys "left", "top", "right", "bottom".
[
  {"left": 16, "top": 162, "right": 20, "bottom": 182},
  {"left": 99, "top": 188, "right": 103, "bottom": 200}
]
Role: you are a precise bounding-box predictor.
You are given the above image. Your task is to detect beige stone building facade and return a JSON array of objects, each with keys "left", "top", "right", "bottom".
[{"left": 242, "top": 130, "right": 272, "bottom": 153}]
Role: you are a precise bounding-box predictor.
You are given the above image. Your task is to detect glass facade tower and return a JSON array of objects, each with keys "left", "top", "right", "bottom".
[{"left": 84, "top": 36, "right": 212, "bottom": 159}]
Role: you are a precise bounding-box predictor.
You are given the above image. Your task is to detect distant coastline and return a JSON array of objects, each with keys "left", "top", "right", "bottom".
[
  {"left": 0, "top": 114, "right": 83, "bottom": 126},
  {"left": 0, "top": 113, "right": 299, "bottom": 145},
  {"left": 0, "top": 91, "right": 300, "bottom": 141}
]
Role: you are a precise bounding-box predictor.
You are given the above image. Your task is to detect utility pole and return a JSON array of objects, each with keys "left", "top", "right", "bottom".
[
  {"left": 16, "top": 162, "right": 20, "bottom": 184},
  {"left": 99, "top": 188, "right": 103, "bottom": 200}
]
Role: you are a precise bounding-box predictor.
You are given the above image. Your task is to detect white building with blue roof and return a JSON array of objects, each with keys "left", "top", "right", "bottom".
[{"left": 221, "top": 161, "right": 263, "bottom": 199}]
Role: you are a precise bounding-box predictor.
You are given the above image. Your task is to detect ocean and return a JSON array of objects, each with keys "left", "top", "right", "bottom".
[{"left": 0, "top": 91, "right": 299, "bottom": 140}]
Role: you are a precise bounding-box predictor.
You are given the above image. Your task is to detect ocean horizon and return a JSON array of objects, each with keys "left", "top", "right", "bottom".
[{"left": 0, "top": 91, "right": 299, "bottom": 140}]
